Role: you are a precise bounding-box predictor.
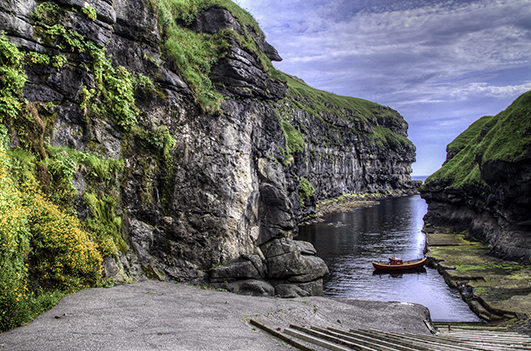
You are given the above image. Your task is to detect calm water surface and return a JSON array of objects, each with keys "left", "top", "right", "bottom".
[{"left": 297, "top": 195, "right": 481, "bottom": 322}]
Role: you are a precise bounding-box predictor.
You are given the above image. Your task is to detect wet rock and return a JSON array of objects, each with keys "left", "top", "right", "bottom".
[{"left": 422, "top": 157, "right": 531, "bottom": 262}]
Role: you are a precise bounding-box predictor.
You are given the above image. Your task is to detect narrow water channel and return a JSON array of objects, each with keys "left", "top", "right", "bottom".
[{"left": 297, "top": 195, "right": 481, "bottom": 322}]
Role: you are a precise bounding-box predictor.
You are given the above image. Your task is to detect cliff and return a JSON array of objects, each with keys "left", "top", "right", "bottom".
[
  {"left": 276, "top": 73, "right": 418, "bottom": 213},
  {"left": 0, "top": 0, "right": 417, "bottom": 322},
  {"left": 421, "top": 90, "right": 531, "bottom": 262}
]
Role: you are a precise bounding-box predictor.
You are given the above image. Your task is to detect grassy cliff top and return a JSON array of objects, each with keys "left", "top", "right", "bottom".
[
  {"left": 425, "top": 90, "right": 531, "bottom": 189},
  {"left": 282, "top": 73, "right": 404, "bottom": 123},
  {"left": 279, "top": 73, "right": 414, "bottom": 149}
]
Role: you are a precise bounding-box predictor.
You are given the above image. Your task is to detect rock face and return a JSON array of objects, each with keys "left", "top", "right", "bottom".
[
  {"left": 276, "top": 92, "right": 418, "bottom": 204},
  {"left": 421, "top": 91, "right": 531, "bottom": 263},
  {"left": 1, "top": 0, "right": 417, "bottom": 296}
]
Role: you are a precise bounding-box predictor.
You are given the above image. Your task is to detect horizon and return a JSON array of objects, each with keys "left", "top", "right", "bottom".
[{"left": 234, "top": 0, "right": 531, "bottom": 176}]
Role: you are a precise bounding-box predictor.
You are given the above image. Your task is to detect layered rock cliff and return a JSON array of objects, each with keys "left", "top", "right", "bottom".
[
  {"left": 0, "top": 0, "right": 417, "bottom": 298},
  {"left": 421, "top": 91, "right": 531, "bottom": 262}
]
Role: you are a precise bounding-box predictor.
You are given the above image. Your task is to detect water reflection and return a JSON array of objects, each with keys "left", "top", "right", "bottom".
[{"left": 297, "top": 195, "right": 480, "bottom": 322}]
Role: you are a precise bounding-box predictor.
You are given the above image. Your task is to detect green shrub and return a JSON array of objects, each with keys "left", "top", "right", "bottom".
[
  {"left": 280, "top": 119, "right": 305, "bottom": 154},
  {"left": 0, "top": 32, "right": 26, "bottom": 122},
  {"left": 83, "top": 192, "right": 125, "bottom": 256},
  {"left": 299, "top": 177, "right": 315, "bottom": 207},
  {"left": 31, "top": 2, "right": 139, "bottom": 129},
  {"left": 158, "top": 0, "right": 225, "bottom": 114},
  {"left": 81, "top": 6, "right": 97, "bottom": 21},
  {"left": 156, "top": 0, "right": 283, "bottom": 114},
  {"left": 0, "top": 126, "right": 104, "bottom": 331}
]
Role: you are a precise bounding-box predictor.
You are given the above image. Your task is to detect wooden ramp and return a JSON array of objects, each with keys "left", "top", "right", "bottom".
[{"left": 251, "top": 319, "right": 531, "bottom": 351}]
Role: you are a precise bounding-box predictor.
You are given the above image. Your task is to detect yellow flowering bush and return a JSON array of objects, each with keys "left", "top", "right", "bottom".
[
  {"left": 25, "top": 186, "right": 103, "bottom": 291},
  {"left": 0, "top": 127, "right": 103, "bottom": 331},
  {"left": 0, "top": 126, "right": 31, "bottom": 330}
]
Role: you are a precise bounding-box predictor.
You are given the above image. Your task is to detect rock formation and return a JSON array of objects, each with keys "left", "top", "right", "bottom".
[
  {"left": 0, "top": 0, "right": 416, "bottom": 297},
  {"left": 421, "top": 91, "right": 531, "bottom": 262}
]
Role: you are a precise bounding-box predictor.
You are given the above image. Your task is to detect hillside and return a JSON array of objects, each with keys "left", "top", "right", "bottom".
[
  {"left": 0, "top": 0, "right": 417, "bottom": 330},
  {"left": 421, "top": 90, "right": 531, "bottom": 262}
]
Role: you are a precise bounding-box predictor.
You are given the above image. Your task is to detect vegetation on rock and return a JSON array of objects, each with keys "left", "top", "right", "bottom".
[
  {"left": 0, "top": 125, "right": 103, "bottom": 331},
  {"left": 298, "top": 177, "right": 315, "bottom": 207},
  {"left": 156, "top": 0, "right": 281, "bottom": 113},
  {"left": 0, "top": 7, "right": 131, "bottom": 330},
  {"left": 277, "top": 72, "right": 413, "bottom": 150},
  {"left": 424, "top": 90, "right": 531, "bottom": 190}
]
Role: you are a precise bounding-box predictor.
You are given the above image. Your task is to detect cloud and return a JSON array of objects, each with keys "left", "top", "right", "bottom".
[
  {"left": 263, "top": 0, "right": 531, "bottom": 88},
  {"left": 236, "top": 0, "right": 531, "bottom": 175}
]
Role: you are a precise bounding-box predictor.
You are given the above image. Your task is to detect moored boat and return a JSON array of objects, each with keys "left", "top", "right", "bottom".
[{"left": 372, "top": 256, "right": 427, "bottom": 271}]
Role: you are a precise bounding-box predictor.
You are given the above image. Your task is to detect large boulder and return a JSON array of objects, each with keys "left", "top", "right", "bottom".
[
  {"left": 266, "top": 238, "right": 328, "bottom": 297},
  {"left": 208, "top": 240, "right": 328, "bottom": 297}
]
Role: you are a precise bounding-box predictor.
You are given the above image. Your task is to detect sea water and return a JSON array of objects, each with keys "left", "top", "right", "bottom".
[{"left": 297, "top": 195, "right": 481, "bottom": 322}]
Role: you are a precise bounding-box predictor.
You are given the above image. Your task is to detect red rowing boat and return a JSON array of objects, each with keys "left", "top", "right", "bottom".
[{"left": 372, "top": 257, "right": 427, "bottom": 271}]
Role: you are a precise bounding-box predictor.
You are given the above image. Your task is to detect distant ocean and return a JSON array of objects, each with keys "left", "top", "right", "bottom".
[{"left": 411, "top": 175, "right": 428, "bottom": 183}]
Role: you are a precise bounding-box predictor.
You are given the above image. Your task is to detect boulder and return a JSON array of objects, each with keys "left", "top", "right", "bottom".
[
  {"left": 191, "top": 7, "right": 241, "bottom": 34},
  {"left": 209, "top": 255, "right": 266, "bottom": 283},
  {"left": 210, "top": 279, "right": 275, "bottom": 297},
  {"left": 273, "top": 280, "right": 324, "bottom": 298},
  {"left": 265, "top": 238, "right": 328, "bottom": 284}
]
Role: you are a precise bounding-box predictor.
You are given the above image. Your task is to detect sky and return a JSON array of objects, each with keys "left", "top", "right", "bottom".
[{"left": 233, "top": 0, "right": 531, "bottom": 176}]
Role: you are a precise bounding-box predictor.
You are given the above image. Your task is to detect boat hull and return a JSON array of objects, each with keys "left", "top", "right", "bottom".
[{"left": 372, "top": 257, "right": 427, "bottom": 271}]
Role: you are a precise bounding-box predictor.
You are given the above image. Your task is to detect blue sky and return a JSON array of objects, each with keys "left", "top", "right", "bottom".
[{"left": 234, "top": 0, "right": 531, "bottom": 176}]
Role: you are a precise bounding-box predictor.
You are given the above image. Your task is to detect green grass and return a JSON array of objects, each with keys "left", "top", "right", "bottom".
[
  {"left": 280, "top": 119, "right": 305, "bottom": 154},
  {"left": 156, "top": 0, "right": 283, "bottom": 113},
  {"left": 281, "top": 73, "right": 404, "bottom": 125},
  {"left": 277, "top": 72, "right": 413, "bottom": 151},
  {"left": 446, "top": 115, "right": 493, "bottom": 160},
  {"left": 299, "top": 177, "right": 315, "bottom": 207},
  {"left": 425, "top": 90, "right": 531, "bottom": 189}
]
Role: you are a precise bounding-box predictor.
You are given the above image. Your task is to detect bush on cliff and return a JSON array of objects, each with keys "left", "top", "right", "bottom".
[
  {"left": 156, "top": 0, "right": 281, "bottom": 114},
  {"left": 0, "top": 32, "right": 105, "bottom": 332},
  {"left": 0, "top": 125, "right": 104, "bottom": 331}
]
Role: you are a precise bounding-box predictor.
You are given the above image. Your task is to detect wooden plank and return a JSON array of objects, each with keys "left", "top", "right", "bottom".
[
  {"left": 352, "top": 329, "right": 454, "bottom": 351},
  {"left": 284, "top": 328, "right": 355, "bottom": 351},
  {"left": 434, "top": 324, "right": 508, "bottom": 332},
  {"left": 289, "top": 325, "right": 383, "bottom": 351},
  {"left": 249, "top": 319, "right": 317, "bottom": 351},
  {"left": 322, "top": 326, "right": 422, "bottom": 351},
  {"left": 359, "top": 329, "right": 488, "bottom": 351},
  {"left": 401, "top": 332, "right": 498, "bottom": 351}
]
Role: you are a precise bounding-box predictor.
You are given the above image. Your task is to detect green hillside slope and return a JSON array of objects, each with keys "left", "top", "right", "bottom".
[{"left": 425, "top": 90, "right": 531, "bottom": 190}]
